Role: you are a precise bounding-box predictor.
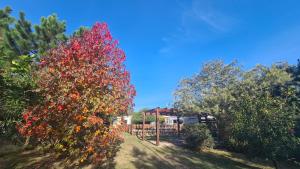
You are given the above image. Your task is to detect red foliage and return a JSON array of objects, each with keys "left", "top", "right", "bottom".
[{"left": 17, "top": 22, "right": 135, "bottom": 163}]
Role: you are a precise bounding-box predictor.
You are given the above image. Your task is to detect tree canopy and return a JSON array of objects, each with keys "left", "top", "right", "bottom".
[{"left": 174, "top": 60, "right": 300, "bottom": 167}]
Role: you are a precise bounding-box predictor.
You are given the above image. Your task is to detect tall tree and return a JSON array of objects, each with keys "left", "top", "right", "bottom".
[
  {"left": 229, "top": 64, "right": 299, "bottom": 168},
  {"left": 0, "top": 7, "right": 67, "bottom": 140},
  {"left": 34, "top": 14, "right": 67, "bottom": 55},
  {"left": 0, "top": 6, "right": 14, "bottom": 66},
  {"left": 287, "top": 59, "right": 300, "bottom": 160},
  {"left": 174, "top": 60, "right": 241, "bottom": 142},
  {"left": 18, "top": 23, "right": 135, "bottom": 163}
]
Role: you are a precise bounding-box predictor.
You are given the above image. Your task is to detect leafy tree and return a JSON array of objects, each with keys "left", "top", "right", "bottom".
[
  {"left": 229, "top": 65, "right": 299, "bottom": 168},
  {"left": 287, "top": 59, "right": 300, "bottom": 160},
  {"left": 174, "top": 60, "right": 300, "bottom": 167},
  {"left": 288, "top": 59, "right": 300, "bottom": 97},
  {"left": 18, "top": 23, "right": 135, "bottom": 164},
  {"left": 174, "top": 60, "right": 241, "bottom": 142}
]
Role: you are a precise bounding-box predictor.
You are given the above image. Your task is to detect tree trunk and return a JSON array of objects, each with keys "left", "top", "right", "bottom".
[{"left": 22, "top": 136, "right": 30, "bottom": 149}]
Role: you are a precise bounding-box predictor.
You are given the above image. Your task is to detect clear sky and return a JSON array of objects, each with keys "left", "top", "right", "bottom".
[{"left": 1, "top": 0, "right": 299, "bottom": 111}]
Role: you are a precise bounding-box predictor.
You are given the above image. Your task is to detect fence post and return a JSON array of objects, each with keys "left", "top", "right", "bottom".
[
  {"left": 177, "top": 116, "right": 180, "bottom": 138},
  {"left": 142, "top": 112, "right": 145, "bottom": 140},
  {"left": 156, "top": 108, "right": 160, "bottom": 146}
]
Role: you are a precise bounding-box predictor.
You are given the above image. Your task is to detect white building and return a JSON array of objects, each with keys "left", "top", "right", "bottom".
[
  {"left": 123, "top": 115, "right": 132, "bottom": 125},
  {"left": 113, "top": 115, "right": 132, "bottom": 125},
  {"left": 162, "top": 115, "right": 199, "bottom": 125}
]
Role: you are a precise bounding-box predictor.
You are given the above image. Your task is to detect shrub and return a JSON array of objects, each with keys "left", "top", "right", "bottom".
[
  {"left": 182, "top": 123, "right": 214, "bottom": 150},
  {"left": 17, "top": 23, "right": 135, "bottom": 164}
]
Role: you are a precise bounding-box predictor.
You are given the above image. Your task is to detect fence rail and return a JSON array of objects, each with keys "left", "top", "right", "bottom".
[{"left": 126, "top": 124, "right": 182, "bottom": 136}]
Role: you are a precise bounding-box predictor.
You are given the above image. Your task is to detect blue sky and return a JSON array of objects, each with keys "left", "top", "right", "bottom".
[{"left": 1, "top": 0, "right": 299, "bottom": 111}]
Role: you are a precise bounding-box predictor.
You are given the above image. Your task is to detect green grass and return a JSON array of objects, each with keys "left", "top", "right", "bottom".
[
  {"left": 114, "top": 133, "right": 299, "bottom": 169},
  {"left": 1, "top": 134, "right": 299, "bottom": 169}
]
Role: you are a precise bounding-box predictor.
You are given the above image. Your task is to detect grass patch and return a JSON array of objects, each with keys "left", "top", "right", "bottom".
[
  {"left": 114, "top": 133, "right": 299, "bottom": 169},
  {"left": 1, "top": 134, "right": 299, "bottom": 169}
]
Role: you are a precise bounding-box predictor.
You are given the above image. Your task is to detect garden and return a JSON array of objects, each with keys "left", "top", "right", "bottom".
[{"left": 0, "top": 5, "right": 300, "bottom": 169}]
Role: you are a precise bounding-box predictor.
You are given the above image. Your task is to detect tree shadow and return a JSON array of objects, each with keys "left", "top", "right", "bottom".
[
  {"left": 137, "top": 135, "right": 267, "bottom": 169},
  {"left": 0, "top": 149, "right": 59, "bottom": 169},
  {"left": 156, "top": 145, "right": 262, "bottom": 169},
  {"left": 0, "top": 140, "right": 122, "bottom": 169},
  {"left": 131, "top": 146, "right": 173, "bottom": 169},
  {"left": 144, "top": 135, "right": 184, "bottom": 146},
  {"left": 129, "top": 136, "right": 265, "bottom": 169}
]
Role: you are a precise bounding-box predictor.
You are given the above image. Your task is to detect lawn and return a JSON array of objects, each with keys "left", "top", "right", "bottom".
[
  {"left": 114, "top": 133, "right": 298, "bottom": 169},
  {"left": 0, "top": 134, "right": 299, "bottom": 169}
]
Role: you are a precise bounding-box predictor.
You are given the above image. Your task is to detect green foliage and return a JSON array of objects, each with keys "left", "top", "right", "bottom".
[
  {"left": 229, "top": 65, "right": 299, "bottom": 161},
  {"left": 174, "top": 60, "right": 241, "bottom": 141},
  {"left": 34, "top": 14, "right": 67, "bottom": 55},
  {"left": 182, "top": 123, "right": 215, "bottom": 150},
  {"left": 174, "top": 60, "right": 300, "bottom": 164},
  {"left": 287, "top": 59, "right": 300, "bottom": 161},
  {"left": 131, "top": 112, "right": 164, "bottom": 124},
  {"left": 288, "top": 59, "right": 300, "bottom": 97},
  {"left": 0, "top": 6, "right": 67, "bottom": 140},
  {"left": 72, "top": 26, "right": 88, "bottom": 37}
]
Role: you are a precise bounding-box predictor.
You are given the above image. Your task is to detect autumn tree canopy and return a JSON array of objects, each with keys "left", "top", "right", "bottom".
[{"left": 18, "top": 23, "right": 135, "bottom": 163}]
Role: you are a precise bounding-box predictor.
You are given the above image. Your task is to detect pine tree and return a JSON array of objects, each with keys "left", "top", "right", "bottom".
[
  {"left": 34, "top": 14, "right": 67, "bottom": 55},
  {"left": 0, "top": 6, "right": 67, "bottom": 140}
]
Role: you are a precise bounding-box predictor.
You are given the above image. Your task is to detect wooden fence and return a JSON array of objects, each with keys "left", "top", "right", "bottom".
[{"left": 126, "top": 124, "right": 182, "bottom": 136}]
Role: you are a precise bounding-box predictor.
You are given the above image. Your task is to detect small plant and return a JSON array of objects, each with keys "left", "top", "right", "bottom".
[{"left": 182, "top": 123, "right": 214, "bottom": 150}]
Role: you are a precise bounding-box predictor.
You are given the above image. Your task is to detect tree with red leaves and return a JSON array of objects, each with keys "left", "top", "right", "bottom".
[{"left": 17, "top": 23, "right": 135, "bottom": 163}]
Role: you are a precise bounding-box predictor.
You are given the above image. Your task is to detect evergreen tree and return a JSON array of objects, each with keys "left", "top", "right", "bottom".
[
  {"left": 0, "top": 6, "right": 67, "bottom": 140},
  {"left": 0, "top": 6, "right": 14, "bottom": 66},
  {"left": 34, "top": 14, "right": 67, "bottom": 55}
]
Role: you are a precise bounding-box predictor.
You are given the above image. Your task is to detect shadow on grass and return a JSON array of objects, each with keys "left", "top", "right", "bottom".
[
  {"left": 0, "top": 149, "right": 59, "bottom": 169},
  {"left": 0, "top": 141, "right": 122, "bottom": 169},
  {"left": 162, "top": 146, "right": 261, "bottom": 169},
  {"left": 130, "top": 139, "right": 262, "bottom": 169},
  {"left": 144, "top": 135, "right": 185, "bottom": 146},
  {"left": 131, "top": 146, "right": 173, "bottom": 169}
]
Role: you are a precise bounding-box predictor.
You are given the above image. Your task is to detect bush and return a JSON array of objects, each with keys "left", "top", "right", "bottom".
[
  {"left": 17, "top": 23, "right": 135, "bottom": 164},
  {"left": 182, "top": 123, "right": 214, "bottom": 150}
]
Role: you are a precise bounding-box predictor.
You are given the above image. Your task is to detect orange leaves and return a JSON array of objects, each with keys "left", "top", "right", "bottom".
[
  {"left": 87, "top": 146, "right": 94, "bottom": 153},
  {"left": 88, "top": 115, "right": 103, "bottom": 125},
  {"left": 18, "top": 22, "right": 135, "bottom": 165},
  {"left": 82, "top": 106, "right": 89, "bottom": 113},
  {"left": 70, "top": 92, "right": 80, "bottom": 101},
  {"left": 75, "top": 126, "right": 81, "bottom": 133},
  {"left": 74, "top": 114, "right": 85, "bottom": 122},
  {"left": 49, "top": 67, "right": 55, "bottom": 73}
]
